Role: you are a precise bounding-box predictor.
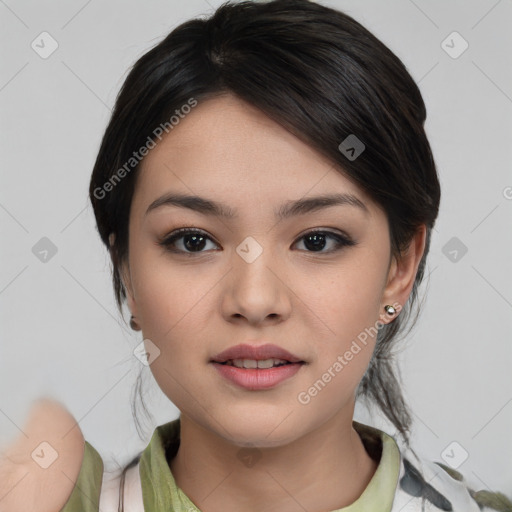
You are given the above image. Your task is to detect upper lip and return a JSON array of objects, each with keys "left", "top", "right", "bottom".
[{"left": 211, "top": 343, "right": 304, "bottom": 363}]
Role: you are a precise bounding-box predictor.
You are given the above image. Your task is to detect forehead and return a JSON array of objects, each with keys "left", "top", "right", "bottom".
[{"left": 133, "top": 94, "right": 376, "bottom": 217}]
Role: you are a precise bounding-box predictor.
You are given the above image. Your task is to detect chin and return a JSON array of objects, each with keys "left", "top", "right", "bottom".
[{"left": 217, "top": 414, "right": 302, "bottom": 448}]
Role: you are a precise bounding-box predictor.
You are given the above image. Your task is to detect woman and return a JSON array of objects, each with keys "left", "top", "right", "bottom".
[{"left": 1, "top": 1, "right": 510, "bottom": 511}]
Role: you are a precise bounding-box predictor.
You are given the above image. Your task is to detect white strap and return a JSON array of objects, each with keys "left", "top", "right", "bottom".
[
  {"left": 123, "top": 462, "right": 145, "bottom": 511},
  {"left": 98, "top": 462, "right": 145, "bottom": 512}
]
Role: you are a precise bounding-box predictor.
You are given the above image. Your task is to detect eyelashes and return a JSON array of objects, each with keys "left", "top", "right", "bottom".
[{"left": 158, "top": 227, "right": 357, "bottom": 256}]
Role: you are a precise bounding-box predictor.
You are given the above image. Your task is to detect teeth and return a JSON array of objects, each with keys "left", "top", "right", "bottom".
[{"left": 226, "top": 358, "right": 290, "bottom": 369}]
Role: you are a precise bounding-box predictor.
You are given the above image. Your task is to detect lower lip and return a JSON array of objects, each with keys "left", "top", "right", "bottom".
[{"left": 211, "top": 362, "right": 304, "bottom": 390}]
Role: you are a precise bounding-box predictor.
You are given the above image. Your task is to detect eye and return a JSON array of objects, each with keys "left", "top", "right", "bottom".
[
  {"left": 158, "top": 228, "right": 356, "bottom": 255},
  {"left": 158, "top": 228, "right": 219, "bottom": 254},
  {"left": 294, "top": 229, "right": 356, "bottom": 253}
]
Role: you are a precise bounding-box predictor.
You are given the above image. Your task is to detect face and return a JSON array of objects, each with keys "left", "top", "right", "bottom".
[{"left": 120, "top": 93, "right": 421, "bottom": 448}]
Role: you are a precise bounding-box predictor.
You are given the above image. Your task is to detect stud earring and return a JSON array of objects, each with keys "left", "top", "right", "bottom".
[
  {"left": 130, "top": 315, "right": 141, "bottom": 331},
  {"left": 384, "top": 304, "right": 396, "bottom": 316}
]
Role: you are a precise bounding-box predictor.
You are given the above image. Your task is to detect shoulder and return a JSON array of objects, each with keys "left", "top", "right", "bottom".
[
  {"left": 59, "top": 441, "right": 103, "bottom": 511},
  {"left": 356, "top": 421, "right": 511, "bottom": 512},
  {"left": 391, "top": 445, "right": 512, "bottom": 512}
]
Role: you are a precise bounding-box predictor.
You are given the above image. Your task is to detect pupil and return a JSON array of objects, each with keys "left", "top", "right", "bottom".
[
  {"left": 185, "top": 234, "right": 206, "bottom": 252},
  {"left": 304, "top": 233, "right": 326, "bottom": 252}
]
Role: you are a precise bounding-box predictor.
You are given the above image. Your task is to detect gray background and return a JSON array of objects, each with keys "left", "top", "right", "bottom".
[{"left": 1, "top": 0, "right": 511, "bottom": 497}]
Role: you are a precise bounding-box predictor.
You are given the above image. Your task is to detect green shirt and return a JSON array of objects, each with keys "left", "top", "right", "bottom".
[
  {"left": 60, "top": 418, "right": 509, "bottom": 511},
  {"left": 139, "top": 420, "right": 400, "bottom": 511}
]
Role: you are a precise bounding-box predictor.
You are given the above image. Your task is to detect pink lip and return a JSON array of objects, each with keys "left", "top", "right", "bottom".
[
  {"left": 211, "top": 362, "right": 304, "bottom": 390},
  {"left": 210, "top": 343, "right": 303, "bottom": 364}
]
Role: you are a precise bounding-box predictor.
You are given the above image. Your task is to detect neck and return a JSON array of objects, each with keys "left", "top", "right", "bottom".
[{"left": 168, "top": 409, "right": 379, "bottom": 512}]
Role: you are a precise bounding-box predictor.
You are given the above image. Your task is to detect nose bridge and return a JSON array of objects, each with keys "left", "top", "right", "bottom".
[
  {"left": 225, "top": 233, "right": 290, "bottom": 323},
  {"left": 233, "top": 234, "right": 279, "bottom": 290},
  {"left": 235, "top": 234, "right": 267, "bottom": 266}
]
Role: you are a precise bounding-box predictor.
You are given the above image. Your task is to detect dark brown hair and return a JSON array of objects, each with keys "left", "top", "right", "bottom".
[{"left": 88, "top": 0, "right": 440, "bottom": 506}]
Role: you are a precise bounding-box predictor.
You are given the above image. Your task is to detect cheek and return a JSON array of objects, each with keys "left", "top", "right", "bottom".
[
  {"left": 128, "top": 257, "right": 215, "bottom": 406},
  {"left": 296, "top": 260, "right": 385, "bottom": 342},
  {"left": 131, "top": 254, "right": 212, "bottom": 407},
  {"left": 130, "top": 244, "right": 213, "bottom": 336},
  {"left": 293, "top": 256, "right": 386, "bottom": 397},
  {"left": 296, "top": 274, "right": 380, "bottom": 410}
]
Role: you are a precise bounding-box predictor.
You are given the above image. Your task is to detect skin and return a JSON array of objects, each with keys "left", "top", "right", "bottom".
[
  {"left": 0, "top": 399, "right": 85, "bottom": 512},
  {"left": 120, "top": 93, "right": 426, "bottom": 512}
]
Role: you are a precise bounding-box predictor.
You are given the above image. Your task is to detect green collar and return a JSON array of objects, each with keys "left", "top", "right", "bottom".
[{"left": 139, "top": 418, "right": 401, "bottom": 512}]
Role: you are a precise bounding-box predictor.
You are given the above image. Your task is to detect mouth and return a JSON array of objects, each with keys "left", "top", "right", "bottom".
[
  {"left": 215, "top": 358, "right": 303, "bottom": 369},
  {"left": 211, "top": 358, "right": 305, "bottom": 390},
  {"left": 210, "top": 343, "right": 304, "bottom": 365},
  {"left": 209, "top": 343, "right": 306, "bottom": 389}
]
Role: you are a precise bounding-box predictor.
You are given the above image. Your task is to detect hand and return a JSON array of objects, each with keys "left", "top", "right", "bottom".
[{"left": 0, "top": 398, "right": 85, "bottom": 512}]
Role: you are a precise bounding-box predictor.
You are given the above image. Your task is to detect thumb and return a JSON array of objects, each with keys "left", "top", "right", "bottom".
[{"left": 0, "top": 397, "right": 85, "bottom": 512}]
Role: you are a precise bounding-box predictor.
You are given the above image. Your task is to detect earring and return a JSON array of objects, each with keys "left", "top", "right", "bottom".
[
  {"left": 130, "top": 315, "right": 141, "bottom": 331},
  {"left": 384, "top": 305, "right": 396, "bottom": 316}
]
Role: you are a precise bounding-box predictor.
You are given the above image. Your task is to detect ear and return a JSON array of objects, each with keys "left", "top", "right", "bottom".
[
  {"left": 380, "top": 224, "right": 427, "bottom": 321},
  {"left": 109, "top": 233, "right": 137, "bottom": 317}
]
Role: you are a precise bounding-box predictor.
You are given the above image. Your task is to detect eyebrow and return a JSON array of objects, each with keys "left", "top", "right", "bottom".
[{"left": 144, "top": 192, "right": 369, "bottom": 220}]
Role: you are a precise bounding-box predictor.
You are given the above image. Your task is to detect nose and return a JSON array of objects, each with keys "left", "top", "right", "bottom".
[{"left": 221, "top": 242, "right": 292, "bottom": 326}]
